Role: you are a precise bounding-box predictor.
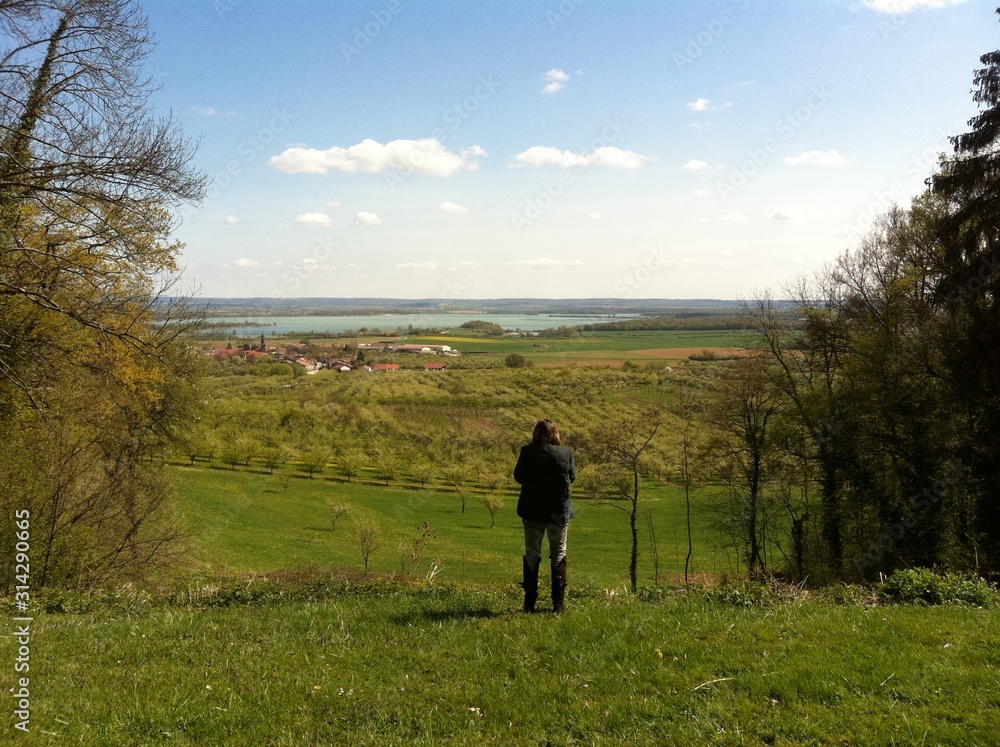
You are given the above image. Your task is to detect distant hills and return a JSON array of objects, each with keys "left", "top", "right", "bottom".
[{"left": 179, "top": 297, "right": 744, "bottom": 317}]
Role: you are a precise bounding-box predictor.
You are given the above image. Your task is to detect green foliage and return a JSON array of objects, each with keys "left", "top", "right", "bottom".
[
  {"left": 503, "top": 352, "right": 530, "bottom": 367},
  {"left": 459, "top": 319, "right": 505, "bottom": 335},
  {"left": 877, "top": 568, "right": 997, "bottom": 607}
]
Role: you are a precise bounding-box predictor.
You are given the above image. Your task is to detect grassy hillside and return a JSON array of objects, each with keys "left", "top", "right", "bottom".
[
  {"left": 10, "top": 583, "right": 998, "bottom": 746},
  {"left": 173, "top": 465, "right": 732, "bottom": 587}
]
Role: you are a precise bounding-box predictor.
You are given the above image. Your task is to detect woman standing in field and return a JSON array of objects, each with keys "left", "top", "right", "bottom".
[{"left": 513, "top": 419, "right": 576, "bottom": 613}]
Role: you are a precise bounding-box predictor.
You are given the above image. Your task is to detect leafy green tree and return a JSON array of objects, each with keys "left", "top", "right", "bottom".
[
  {"left": 0, "top": 1, "right": 204, "bottom": 588},
  {"left": 338, "top": 450, "right": 364, "bottom": 483},
  {"left": 299, "top": 447, "right": 330, "bottom": 478},
  {"left": 259, "top": 446, "right": 288, "bottom": 475},
  {"left": 931, "top": 16, "right": 1000, "bottom": 569},
  {"left": 411, "top": 459, "right": 435, "bottom": 489},
  {"left": 705, "top": 356, "right": 784, "bottom": 580},
  {"left": 375, "top": 452, "right": 402, "bottom": 486},
  {"left": 444, "top": 464, "right": 472, "bottom": 512}
]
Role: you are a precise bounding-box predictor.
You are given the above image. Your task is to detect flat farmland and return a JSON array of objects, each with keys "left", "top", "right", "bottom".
[{"left": 410, "top": 329, "right": 747, "bottom": 365}]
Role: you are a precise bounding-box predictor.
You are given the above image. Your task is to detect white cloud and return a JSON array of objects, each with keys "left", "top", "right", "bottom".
[
  {"left": 770, "top": 205, "right": 801, "bottom": 222},
  {"left": 512, "top": 145, "right": 652, "bottom": 169},
  {"left": 686, "top": 98, "right": 731, "bottom": 113},
  {"left": 325, "top": 201, "right": 342, "bottom": 208},
  {"left": 268, "top": 138, "right": 485, "bottom": 176},
  {"left": 294, "top": 212, "right": 333, "bottom": 227},
  {"left": 505, "top": 258, "right": 584, "bottom": 268},
  {"left": 224, "top": 215, "right": 240, "bottom": 224},
  {"left": 397, "top": 262, "right": 436, "bottom": 272},
  {"left": 233, "top": 258, "right": 262, "bottom": 268},
  {"left": 195, "top": 106, "right": 236, "bottom": 117},
  {"left": 694, "top": 189, "right": 712, "bottom": 198},
  {"left": 589, "top": 212, "right": 601, "bottom": 220},
  {"left": 682, "top": 159, "right": 709, "bottom": 171},
  {"left": 723, "top": 213, "right": 746, "bottom": 222},
  {"left": 858, "top": 0, "right": 967, "bottom": 13},
  {"left": 770, "top": 204, "right": 837, "bottom": 223},
  {"left": 352, "top": 211, "right": 382, "bottom": 226},
  {"left": 542, "top": 68, "right": 570, "bottom": 93},
  {"left": 514, "top": 146, "right": 588, "bottom": 168},
  {"left": 591, "top": 146, "right": 650, "bottom": 169},
  {"left": 784, "top": 149, "right": 847, "bottom": 167},
  {"left": 438, "top": 201, "right": 469, "bottom": 214}
]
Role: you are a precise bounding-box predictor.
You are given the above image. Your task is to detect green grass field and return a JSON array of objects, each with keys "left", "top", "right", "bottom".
[
  {"left": 8, "top": 330, "right": 999, "bottom": 745},
  {"left": 7, "top": 583, "right": 999, "bottom": 745},
  {"left": 406, "top": 329, "right": 747, "bottom": 365},
  {"left": 174, "top": 465, "right": 731, "bottom": 588}
]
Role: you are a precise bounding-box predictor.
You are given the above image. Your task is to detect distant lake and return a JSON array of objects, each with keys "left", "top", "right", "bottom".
[{"left": 208, "top": 313, "right": 636, "bottom": 336}]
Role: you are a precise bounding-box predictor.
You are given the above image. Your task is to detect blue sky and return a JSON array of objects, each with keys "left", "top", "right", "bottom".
[{"left": 143, "top": 0, "right": 997, "bottom": 300}]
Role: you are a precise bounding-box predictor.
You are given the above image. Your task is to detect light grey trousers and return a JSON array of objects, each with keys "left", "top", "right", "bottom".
[{"left": 523, "top": 520, "right": 569, "bottom": 564}]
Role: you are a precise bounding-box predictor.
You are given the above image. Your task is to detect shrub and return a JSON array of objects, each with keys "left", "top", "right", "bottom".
[{"left": 878, "top": 568, "right": 997, "bottom": 607}]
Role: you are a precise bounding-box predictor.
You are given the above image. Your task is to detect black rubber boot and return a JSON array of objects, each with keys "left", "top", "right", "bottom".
[
  {"left": 520, "top": 556, "right": 541, "bottom": 613},
  {"left": 551, "top": 557, "right": 567, "bottom": 613}
]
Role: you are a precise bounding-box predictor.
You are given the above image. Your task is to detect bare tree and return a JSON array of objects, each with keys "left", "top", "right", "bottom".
[
  {"left": 482, "top": 495, "right": 503, "bottom": 528},
  {"left": 355, "top": 518, "right": 381, "bottom": 574},
  {"left": 327, "top": 502, "right": 348, "bottom": 532},
  {"left": 588, "top": 408, "right": 663, "bottom": 593}
]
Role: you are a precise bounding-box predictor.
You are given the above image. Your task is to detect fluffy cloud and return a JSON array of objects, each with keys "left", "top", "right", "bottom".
[
  {"left": 858, "top": 0, "right": 967, "bottom": 12},
  {"left": 268, "top": 138, "right": 485, "bottom": 177},
  {"left": 438, "top": 201, "right": 469, "bottom": 214},
  {"left": 686, "top": 98, "right": 731, "bottom": 113},
  {"left": 589, "top": 212, "right": 601, "bottom": 220},
  {"left": 784, "top": 149, "right": 846, "bottom": 167},
  {"left": 512, "top": 145, "right": 652, "bottom": 169},
  {"left": 224, "top": 215, "right": 240, "bottom": 224},
  {"left": 233, "top": 258, "right": 261, "bottom": 268},
  {"left": 352, "top": 211, "right": 382, "bottom": 226},
  {"left": 682, "top": 159, "right": 709, "bottom": 171},
  {"left": 505, "top": 258, "right": 584, "bottom": 267},
  {"left": 694, "top": 189, "right": 712, "bottom": 198},
  {"left": 294, "top": 212, "right": 333, "bottom": 227},
  {"left": 542, "top": 68, "right": 570, "bottom": 94}
]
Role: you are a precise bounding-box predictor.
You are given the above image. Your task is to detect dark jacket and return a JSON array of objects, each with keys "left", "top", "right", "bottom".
[{"left": 513, "top": 442, "right": 576, "bottom": 526}]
